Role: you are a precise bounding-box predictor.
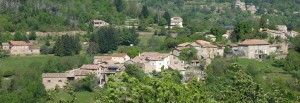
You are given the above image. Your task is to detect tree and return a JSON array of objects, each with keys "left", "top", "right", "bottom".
[
  {"left": 0, "top": 48, "right": 9, "bottom": 58},
  {"left": 115, "top": 0, "right": 125, "bottom": 12},
  {"left": 210, "top": 27, "right": 226, "bottom": 42},
  {"left": 125, "top": 64, "right": 146, "bottom": 81},
  {"left": 93, "top": 26, "right": 119, "bottom": 53},
  {"left": 179, "top": 47, "right": 198, "bottom": 62},
  {"left": 53, "top": 37, "right": 65, "bottom": 56},
  {"left": 28, "top": 32, "right": 37, "bottom": 40},
  {"left": 163, "top": 11, "right": 171, "bottom": 26},
  {"left": 117, "top": 46, "right": 141, "bottom": 58},
  {"left": 87, "top": 42, "right": 99, "bottom": 55},
  {"left": 13, "top": 32, "right": 28, "bottom": 41},
  {"left": 140, "top": 5, "right": 149, "bottom": 18},
  {"left": 73, "top": 35, "right": 81, "bottom": 54},
  {"left": 231, "top": 21, "right": 253, "bottom": 42},
  {"left": 259, "top": 14, "right": 268, "bottom": 29}
]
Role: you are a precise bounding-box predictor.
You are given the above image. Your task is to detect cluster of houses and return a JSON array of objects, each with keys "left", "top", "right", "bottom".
[
  {"left": 1, "top": 41, "right": 40, "bottom": 55},
  {"left": 234, "top": 0, "right": 257, "bottom": 14},
  {"left": 42, "top": 53, "right": 186, "bottom": 90}
]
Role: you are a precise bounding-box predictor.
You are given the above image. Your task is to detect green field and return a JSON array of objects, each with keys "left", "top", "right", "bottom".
[
  {"left": 236, "top": 58, "right": 284, "bottom": 72},
  {"left": 138, "top": 31, "right": 165, "bottom": 46}
]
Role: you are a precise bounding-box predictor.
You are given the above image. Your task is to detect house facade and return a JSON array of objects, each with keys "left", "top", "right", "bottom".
[
  {"left": 42, "top": 73, "right": 70, "bottom": 90},
  {"left": 238, "top": 39, "right": 270, "bottom": 59},
  {"left": 1, "top": 41, "right": 40, "bottom": 55},
  {"left": 92, "top": 20, "right": 109, "bottom": 27},
  {"left": 170, "top": 17, "right": 183, "bottom": 28},
  {"left": 111, "top": 53, "right": 131, "bottom": 63}
]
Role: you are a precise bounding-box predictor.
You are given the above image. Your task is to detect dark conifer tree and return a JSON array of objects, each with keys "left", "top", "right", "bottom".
[
  {"left": 115, "top": 0, "right": 125, "bottom": 12},
  {"left": 163, "top": 11, "right": 171, "bottom": 26},
  {"left": 53, "top": 37, "right": 65, "bottom": 56},
  {"left": 140, "top": 5, "right": 149, "bottom": 18}
]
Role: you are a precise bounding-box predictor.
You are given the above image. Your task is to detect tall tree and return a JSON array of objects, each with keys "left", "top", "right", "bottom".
[
  {"left": 259, "top": 14, "right": 268, "bottom": 29},
  {"left": 53, "top": 37, "right": 65, "bottom": 56},
  {"left": 140, "top": 5, "right": 149, "bottom": 18},
  {"left": 73, "top": 35, "right": 81, "bottom": 54},
  {"left": 28, "top": 32, "right": 37, "bottom": 40},
  {"left": 163, "top": 11, "right": 171, "bottom": 26},
  {"left": 95, "top": 26, "right": 119, "bottom": 53},
  {"left": 115, "top": 0, "right": 125, "bottom": 12}
]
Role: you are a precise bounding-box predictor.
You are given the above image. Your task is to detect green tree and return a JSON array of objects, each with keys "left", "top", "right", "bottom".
[
  {"left": 117, "top": 46, "right": 141, "bottom": 58},
  {"left": 95, "top": 26, "right": 119, "bottom": 53},
  {"left": 13, "top": 32, "right": 28, "bottom": 41},
  {"left": 53, "top": 37, "right": 65, "bottom": 56},
  {"left": 259, "top": 14, "right": 268, "bottom": 29},
  {"left": 210, "top": 27, "right": 225, "bottom": 42},
  {"left": 140, "top": 5, "right": 149, "bottom": 18},
  {"left": 28, "top": 32, "right": 37, "bottom": 40},
  {"left": 125, "top": 64, "right": 146, "bottom": 81},
  {"left": 179, "top": 47, "right": 198, "bottom": 62},
  {"left": 163, "top": 11, "right": 171, "bottom": 26},
  {"left": 115, "top": 0, "right": 125, "bottom": 12}
]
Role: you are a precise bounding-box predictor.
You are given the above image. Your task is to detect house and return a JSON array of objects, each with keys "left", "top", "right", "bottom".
[
  {"left": 43, "top": 55, "right": 128, "bottom": 90},
  {"left": 205, "top": 34, "right": 216, "bottom": 41},
  {"left": 263, "top": 29, "right": 287, "bottom": 39},
  {"left": 276, "top": 25, "right": 288, "bottom": 33},
  {"left": 92, "top": 20, "right": 109, "bottom": 27},
  {"left": 132, "top": 52, "right": 185, "bottom": 74},
  {"left": 170, "top": 17, "right": 183, "bottom": 28},
  {"left": 172, "top": 42, "right": 198, "bottom": 57},
  {"left": 111, "top": 53, "right": 130, "bottom": 63},
  {"left": 195, "top": 40, "right": 221, "bottom": 59},
  {"left": 235, "top": 0, "right": 246, "bottom": 11},
  {"left": 287, "top": 31, "right": 299, "bottom": 37},
  {"left": 246, "top": 4, "right": 257, "bottom": 14},
  {"left": 42, "top": 73, "right": 71, "bottom": 90},
  {"left": 222, "top": 30, "right": 233, "bottom": 39},
  {"left": 1, "top": 41, "right": 40, "bottom": 55},
  {"left": 237, "top": 39, "right": 270, "bottom": 59}
]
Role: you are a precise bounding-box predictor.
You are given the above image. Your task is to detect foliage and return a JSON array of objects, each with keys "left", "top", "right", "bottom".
[
  {"left": 124, "top": 64, "right": 147, "bottom": 81},
  {"left": 28, "top": 32, "right": 37, "bottom": 40},
  {"left": 140, "top": 5, "right": 149, "bottom": 18},
  {"left": 290, "top": 35, "right": 300, "bottom": 52},
  {"left": 53, "top": 35, "right": 81, "bottom": 56},
  {"left": 13, "top": 32, "right": 28, "bottom": 41},
  {"left": 230, "top": 21, "right": 253, "bottom": 42},
  {"left": 210, "top": 26, "right": 226, "bottom": 42},
  {"left": 70, "top": 75, "right": 98, "bottom": 92},
  {"left": 114, "top": 0, "right": 125, "bottom": 12},
  {"left": 0, "top": 48, "right": 9, "bottom": 58},
  {"left": 163, "top": 11, "right": 171, "bottom": 26},
  {"left": 119, "top": 27, "right": 139, "bottom": 46},
  {"left": 117, "top": 46, "right": 141, "bottom": 58},
  {"left": 179, "top": 47, "right": 198, "bottom": 62}
]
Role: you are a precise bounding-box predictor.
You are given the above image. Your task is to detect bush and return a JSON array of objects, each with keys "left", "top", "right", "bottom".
[{"left": 3, "top": 70, "right": 15, "bottom": 77}]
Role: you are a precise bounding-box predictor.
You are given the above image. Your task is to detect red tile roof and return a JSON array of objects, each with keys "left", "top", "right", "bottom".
[
  {"left": 9, "top": 41, "right": 33, "bottom": 46},
  {"left": 42, "top": 73, "right": 67, "bottom": 78},
  {"left": 195, "top": 40, "right": 217, "bottom": 48},
  {"left": 239, "top": 39, "right": 269, "bottom": 45},
  {"left": 111, "top": 53, "right": 128, "bottom": 57},
  {"left": 80, "top": 64, "right": 101, "bottom": 70}
]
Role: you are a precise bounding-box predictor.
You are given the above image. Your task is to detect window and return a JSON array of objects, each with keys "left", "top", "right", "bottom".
[
  {"left": 58, "top": 80, "right": 62, "bottom": 82},
  {"left": 47, "top": 80, "right": 51, "bottom": 83}
]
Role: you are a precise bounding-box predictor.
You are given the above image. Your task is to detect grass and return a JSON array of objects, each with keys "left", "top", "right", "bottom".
[
  {"left": 138, "top": 31, "right": 165, "bottom": 46},
  {"left": 46, "top": 91, "right": 96, "bottom": 103},
  {"left": 0, "top": 55, "right": 56, "bottom": 71},
  {"left": 236, "top": 58, "right": 284, "bottom": 72}
]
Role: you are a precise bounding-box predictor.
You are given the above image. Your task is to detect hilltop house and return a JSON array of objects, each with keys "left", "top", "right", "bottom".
[
  {"left": 234, "top": 0, "right": 257, "bottom": 14},
  {"left": 170, "top": 17, "right": 183, "bottom": 28},
  {"left": 1, "top": 41, "right": 40, "bottom": 55},
  {"left": 92, "top": 20, "right": 109, "bottom": 27},
  {"left": 111, "top": 53, "right": 130, "bottom": 63}
]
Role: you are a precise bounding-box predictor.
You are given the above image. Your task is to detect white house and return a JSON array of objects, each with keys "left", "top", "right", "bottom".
[
  {"left": 92, "top": 20, "right": 109, "bottom": 27},
  {"left": 170, "top": 17, "right": 183, "bottom": 28}
]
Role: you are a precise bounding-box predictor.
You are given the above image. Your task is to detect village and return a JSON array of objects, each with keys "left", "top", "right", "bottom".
[
  {"left": 1, "top": 14, "right": 298, "bottom": 90},
  {"left": 1, "top": 0, "right": 300, "bottom": 102}
]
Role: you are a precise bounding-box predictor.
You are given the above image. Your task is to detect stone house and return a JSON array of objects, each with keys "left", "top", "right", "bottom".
[
  {"left": 132, "top": 52, "right": 185, "bottom": 74},
  {"left": 235, "top": 0, "right": 246, "bottom": 11},
  {"left": 42, "top": 73, "right": 71, "bottom": 90},
  {"left": 92, "top": 20, "right": 109, "bottom": 27},
  {"left": 238, "top": 39, "right": 270, "bottom": 59},
  {"left": 246, "top": 4, "right": 257, "bottom": 14},
  {"left": 222, "top": 30, "right": 233, "bottom": 39},
  {"left": 170, "top": 17, "right": 183, "bottom": 28},
  {"left": 111, "top": 53, "right": 131, "bottom": 63},
  {"left": 205, "top": 34, "right": 216, "bottom": 41},
  {"left": 276, "top": 25, "right": 288, "bottom": 33},
  {"left": 1, "top": 41, "right": 40, "bottom": 55},
  {"left": 43, "top": 54, "right": 129, "bottom": 90},
  {"left": 263, "top": 29, "right": 287, "bottom": 39}
]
